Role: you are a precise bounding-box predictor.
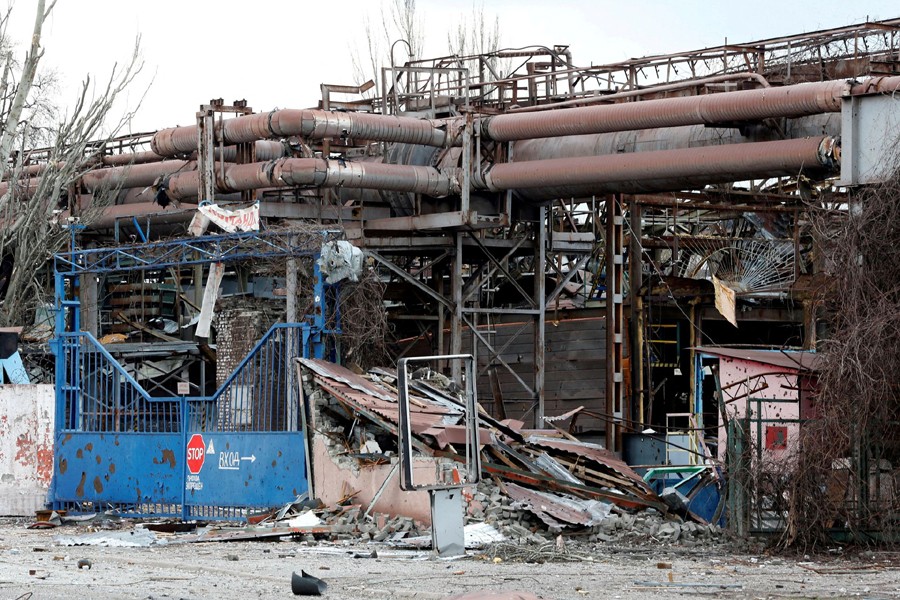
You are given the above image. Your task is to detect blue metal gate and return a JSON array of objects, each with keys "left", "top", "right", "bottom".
[
  {"left": 50, "top": 231, "right": 334, "bottom": 520},
  {"left": 53, "top": 325, "right": 312, "bottom": 519}
]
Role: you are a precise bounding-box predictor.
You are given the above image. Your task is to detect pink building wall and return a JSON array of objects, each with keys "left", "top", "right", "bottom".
[{"left": 715, "top": 357, "right": 801, "bottom": 464}]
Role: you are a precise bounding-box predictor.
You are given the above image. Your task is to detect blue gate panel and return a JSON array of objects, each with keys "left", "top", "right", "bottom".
[
  {"left": 184, "top": 432, "right": 307, "bottom": 507},
  {"left": 55, "top": 432, "right": 183, "bottom": 506}
]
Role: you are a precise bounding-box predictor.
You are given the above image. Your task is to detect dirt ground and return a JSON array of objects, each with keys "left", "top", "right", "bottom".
[{"left": 0, "top": 519, "right": 899, "bottom": 599}]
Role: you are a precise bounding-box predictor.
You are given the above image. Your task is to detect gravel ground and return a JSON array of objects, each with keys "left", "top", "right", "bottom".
[{"left": 1, "top": 519, "right": 899, "bottom": 599}]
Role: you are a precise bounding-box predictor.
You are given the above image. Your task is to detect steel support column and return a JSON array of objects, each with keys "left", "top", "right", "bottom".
[
  {"left": 629, "top": 199, "right": 645, "bottom": 427},
  {"left": 534, "top": 207, "right": 547, "bottom": 427},
  {"left": 606, "top": 195, "right": 625, "bottom": 452},
  {"left": 197, "top": 107, "right": 215, "bottom": 204},
  {"left": 451, "top": 233, "right": 463, "bottom": 382}
]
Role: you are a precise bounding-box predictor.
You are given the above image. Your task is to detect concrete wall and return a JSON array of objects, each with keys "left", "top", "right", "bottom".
[
  {"left": 311, "top": 435, "right": 438, "bottom": 525},
  {"left": 0, "top": 384, "right": 54, "bottom": 515}
]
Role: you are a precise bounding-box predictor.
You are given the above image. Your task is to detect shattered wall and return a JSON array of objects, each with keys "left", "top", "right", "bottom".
[
  {"left": 311, "top": 436, "right": 439, "bottom": 524},
  {"left": 0, "top": 384, "right": 54, "bottom": 515},
  {"left": 216, "top": 301, "right": 271, "bottom": 388}
]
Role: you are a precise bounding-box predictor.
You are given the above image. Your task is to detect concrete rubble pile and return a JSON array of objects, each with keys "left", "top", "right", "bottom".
[{"left": 297, "top": 358, "right": 722, "bottom": 546}]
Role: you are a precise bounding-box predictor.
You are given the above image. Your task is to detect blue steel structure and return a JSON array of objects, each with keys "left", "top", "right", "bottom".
[{"left": 50, "top": 230, "right": 338, "bottom": 520}]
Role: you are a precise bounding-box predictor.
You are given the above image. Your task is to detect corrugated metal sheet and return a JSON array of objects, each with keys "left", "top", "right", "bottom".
[
  {"left": 526, "top": 435, "right": 652, "bottom": 493},
  {"left": 301, "top": 358, "right": 455, "bottom": 436},
  {"left": 694, "top": 346, "right": 820, "bottom": 372}
]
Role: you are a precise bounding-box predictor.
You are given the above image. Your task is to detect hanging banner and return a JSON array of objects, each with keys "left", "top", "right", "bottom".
[{"left": 197, "top": 201, "right": 260, "bottom": 233}]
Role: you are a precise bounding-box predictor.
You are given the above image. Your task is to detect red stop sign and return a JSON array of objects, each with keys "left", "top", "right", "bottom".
[{"left": 186, "top": 434, "right": 205, "bottom": 474}]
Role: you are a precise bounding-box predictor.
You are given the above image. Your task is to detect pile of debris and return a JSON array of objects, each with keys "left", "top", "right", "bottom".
[{"left": 298, "top": 359, "right": 721, "bottom": 546}]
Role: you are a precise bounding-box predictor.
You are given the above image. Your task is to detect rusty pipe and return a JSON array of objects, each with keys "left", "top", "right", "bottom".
[
  {"left": 509, "top": 113, "right": 841, "bottom": 162},
  {"left": 72, "top": 202, "right": 199, "bottom": 229},
  {"left": 480, "top": 75, "right": 900, "bottom": 141},
  {"left": 80, "top": 161, "right": 197, "bottom": 192},
  {"left": 162, "top": 158, "right": 461, "bottom": 200},
  {"left": 5, "top": 140, "right": 287, "bottom": 184},
  {"left": 151, "top": 110, "right": 455, "bottom": 156},
  {"left": 481, "top": 136, "right": 839, "bottom": 201}
]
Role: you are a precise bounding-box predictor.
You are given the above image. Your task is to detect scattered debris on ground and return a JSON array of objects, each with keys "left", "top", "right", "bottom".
[{"left": 298, "top": 358, "right": 723, "bottom": 548}]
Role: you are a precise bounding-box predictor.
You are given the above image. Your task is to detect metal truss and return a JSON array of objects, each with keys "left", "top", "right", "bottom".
[{"left": 55, "top": 229, "right": 339, "bottom": 275}]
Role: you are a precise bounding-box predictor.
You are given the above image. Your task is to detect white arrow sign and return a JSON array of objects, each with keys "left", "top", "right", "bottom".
[{"left": 218, "top": 451, "right": 256, "bottom": 470}]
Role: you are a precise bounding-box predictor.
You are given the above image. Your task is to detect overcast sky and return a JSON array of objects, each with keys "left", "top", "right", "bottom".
[{"left": 7, "top": 0, "right": 898, "bottom": 134}]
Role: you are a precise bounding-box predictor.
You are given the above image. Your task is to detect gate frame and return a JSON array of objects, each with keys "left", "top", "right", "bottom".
[{"left": 50, "top": 229, "right": 339, "bottom": 519}]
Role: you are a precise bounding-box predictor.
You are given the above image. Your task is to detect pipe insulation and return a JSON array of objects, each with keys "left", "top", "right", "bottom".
[
  {"left": 479, "top": 76, "right": 900, "bottom": 141},
  {"left": 160, "top": 158, "right": 461, "bottom": 201},
  {"left": 7, "top": 140, "right": 288, "bottom": 180},
  {"left": 151, "top": 110, "right": 456, "bottom": 156},
  {"left": 148, "top": 77, "right": 899, "bottom": 157},
  {"left": 482, "top": 136, "right": 839, "bottom": 201}
]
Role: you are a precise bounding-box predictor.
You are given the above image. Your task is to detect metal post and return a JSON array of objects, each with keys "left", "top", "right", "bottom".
[
  {"left": 286, "top": 238, "right": 299, "bottom": 430},
  {"left": 397, "top": 355, "right": 480, "bottom": 557},
  {"left": 534, "top": 206, "right": 547, "bottom": 427},
  {"left": 311, "top": 260, "right": 327, "bottom": 360},
  {"left": 606, "top": 195, "right": 625, "bottom": 452},
  {"left": 436, "top": 268, "right": 446, "bottom": 357},
  {"left": 629, "top": 199, "right": 645, "bottom": 426},
  {"left": 451, "top": 233, "right": 463, "bottom": 382},
  {"left": 461, "top": 114, "right": 472, "bottom": 215},
  {"left": 180, "top": 394, "right": 189, "bottom": 521},
  {"left": 197, "top": 106, "right": 215, "bottom": 205},
  {"left": 80, "top": 274, "right": 99, "bottom": 337},
  {"left": 688, "top": 302, "right": 698, "bottom": 425}
]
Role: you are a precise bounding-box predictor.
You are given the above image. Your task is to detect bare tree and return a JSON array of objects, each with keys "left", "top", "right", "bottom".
[
  {"left": 351, "top": 0, "right": 424, "bottom": 93},
  {"left": 447, "top": 2, "right": 502, "bottom": 72},
  {"left": 351, "top": 0, "right": 503, "bottom": 103},
  {"left": 447, "top": 2, "right": 505, "bottom": 102},
  {"left": 0, "top": 1, "right": 144, "bottom": 328}
]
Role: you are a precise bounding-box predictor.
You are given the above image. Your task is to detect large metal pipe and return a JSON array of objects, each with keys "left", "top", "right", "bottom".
[
  {"left": 7, "top": 140, "right": 287, "bottom": 180},
  {"left": 151, "top": 110, "right": 454, "bottom": 156},
  {"left": 80, "top": 160, "right": 196, "bottom": 192},
  {"left": 480, "top": 76, "right": 900, "bottom": 141},
  {"left": 161, "top": 157, "right": 461, "bottom": 201},
  {"left": 77, "top": 202, "right": 199, "bottom": 229},
  {"left": 481, "top": 136, "right": 838, "bottom": 201},
  {"left": 509, "top": 113, "right": 840, "bottom": 162}
]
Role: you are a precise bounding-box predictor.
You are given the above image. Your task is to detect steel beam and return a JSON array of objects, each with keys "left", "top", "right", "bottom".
[{"left": 606, "top": 195, "right": 625, "bottom": 452}]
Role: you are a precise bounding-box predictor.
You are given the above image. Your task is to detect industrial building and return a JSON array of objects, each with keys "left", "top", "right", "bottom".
[{"left": 2, "top": 15, "right": 900, "bottom": 544}]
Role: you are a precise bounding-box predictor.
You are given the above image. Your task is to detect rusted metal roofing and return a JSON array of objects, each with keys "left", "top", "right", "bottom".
[
  {"left": 504, "top": 482, "right": 606, "bottom": 528},
  {"left": 300, "top": 358, "right": 455, "bottom": 436},
  {"left": 299, "top": 358, "right": 396, "bottom": 402},
  {"left": 694, "top": 346, "right": 821, "bottom": 372}
]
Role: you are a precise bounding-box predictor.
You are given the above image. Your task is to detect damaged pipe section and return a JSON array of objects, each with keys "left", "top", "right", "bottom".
[
  {"left": 151, "top": 110, "right": 456, "bottom": 156},
  {"left": 161, "top": 158, "right": 461, "bottom": 201},
  {"left": 481, "top": 136, "right": 839, "bottom": 200},
  {"left": 479, "top": 76, "right": 900, "bottom": 141}
]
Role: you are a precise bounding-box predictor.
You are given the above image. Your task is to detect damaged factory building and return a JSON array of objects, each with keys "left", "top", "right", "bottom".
[{"left": 4, "top": 14, "right": 900, "bottom": 561}]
